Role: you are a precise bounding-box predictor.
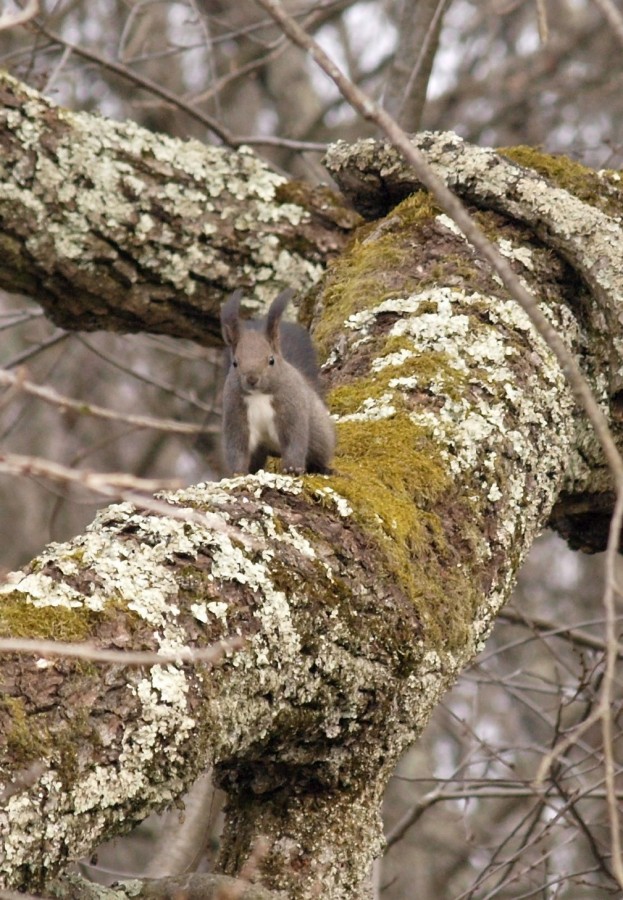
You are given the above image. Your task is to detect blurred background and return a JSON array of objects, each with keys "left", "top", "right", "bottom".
[{"left": 1, "top": 1, "right": 622, "bottom": 896}]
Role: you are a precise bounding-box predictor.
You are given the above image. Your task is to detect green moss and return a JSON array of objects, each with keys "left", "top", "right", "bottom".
[
  {"left": 307, "top": 411, "right": 481, "bottom": 652},
  {"left": 1, "top": 698, "right": 104, "bottom": 787},
  {"left": 500, "top": 145, "right": 623, "bottom": 217},
  {"left": 313, "top": 192, "right": 438, "bottom": 357},
  {"left": 0, "top": 594, "right": 98, "bottom": 641},
  {"left": 335, "top": 414, "right": 447, "bottom": 519},
  {"left": 330, "top": 348, "right": 466, "bottom": 416},
  {"left": 2, "top": 697, "right": 50, "bottom": 763},
  {"left": 393, "top": 190, "right": 441, "bottom": 226},
  {"left": 306, "top": 190, "right": 500, "bottom": 652}
]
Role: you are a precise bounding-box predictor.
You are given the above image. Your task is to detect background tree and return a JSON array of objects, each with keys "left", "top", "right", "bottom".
[{"left": 1, "top": 1, "right": 623, "bottom": 898}]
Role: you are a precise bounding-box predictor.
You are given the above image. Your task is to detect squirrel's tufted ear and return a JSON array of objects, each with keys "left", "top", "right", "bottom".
[
  {"left": 266, "top": 288, "right": 294, "bottom": 350},
  {"left": 220, "top": 289, "right": 244, "bottom": 347}
]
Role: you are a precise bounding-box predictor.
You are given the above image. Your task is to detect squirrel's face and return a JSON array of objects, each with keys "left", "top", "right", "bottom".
[{"left": 231, "top": 330, "right": 279, "bottom": 394}]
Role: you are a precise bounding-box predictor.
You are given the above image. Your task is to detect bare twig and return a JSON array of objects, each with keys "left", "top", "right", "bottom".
[
  {"left": 535, "top": 0, "right": 549, "bottom": 44},
  {"left": 32, "top": 19, "right": 327, "bottom": 153},
  {"left": 598, "top": 486, "right": 623, "bottom": 884},
  {"left": 0, "top": 456, "right": 259, "bottom": 543},
  {"left": 5, "top": 331, "right": 70, "bottom": 368},
  {"left": 386, "top": 782, "right": 623, "bottom": 848},
  {"left": 78, "top": 337, "right": 216, "bottom": 414},
  {"left": 32, "top": 19, "right": 230, "bottom": 144},
  {"left": 383, "top": 0, "right": 448, "bottom": 131},
  {"left": 0, "top": 366, "right": 26, "bottom": 413},
  {"left": 497, "top": 607, "right": 623, "bottom": 656},
  {"left": 0, "top": 634, "right": 244, "bottom": 666},
  {"left": 533, "top": 497, "right": 623, "bottom": 887},
  {"left": 0, "top": 368, "right": 213, "bottom": 435},
  {"left": 0, "top": 450, "right": 181, "bottom": 496}
]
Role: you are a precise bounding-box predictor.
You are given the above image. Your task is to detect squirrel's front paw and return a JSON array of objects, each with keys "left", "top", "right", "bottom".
[{"left": 283, "top": 464, "right": 304, "bottom": 475}]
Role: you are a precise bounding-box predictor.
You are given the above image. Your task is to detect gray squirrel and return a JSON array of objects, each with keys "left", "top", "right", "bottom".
[{"left": 220, "top": 289, "right": 335, "bottom": 475}]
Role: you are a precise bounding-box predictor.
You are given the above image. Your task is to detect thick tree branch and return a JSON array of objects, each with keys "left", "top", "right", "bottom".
[
  {"left": 323, "top": 134, "right": 623, "bottom": 394},
  {"left": 323, "top": 134, "right": 623, "bottom": 549},
  {"left": 0, "top": 73, "right": 357, "bottom": 344}
]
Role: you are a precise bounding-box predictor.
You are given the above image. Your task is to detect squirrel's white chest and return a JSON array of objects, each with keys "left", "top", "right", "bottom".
[{"left": 245, "top": 393, "right": 280, "bottom": 453}]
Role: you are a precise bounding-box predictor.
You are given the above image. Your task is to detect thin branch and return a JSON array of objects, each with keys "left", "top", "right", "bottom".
[
  {"left": 553, "top": 771, "right": 615, "bottom": 883},
  {"left": 385, "top": 783, "right": 623, "bottom": 849},
  {"left": 32, "top": 20, "right": 327, "bottom": 153},
  {"left": 0, "top": 634, "right": 244, "bottom": 666},
  {"left": 4, "top": 331, "right": 70, "bottom": 368},
  {"left": 0, "top": 368, "right": 214, "bottom": 435},
  {"left": 507, "top": 867, "right": 611, "bottom": 900},
  {"left": 0, "top": 366, "right": 26, "bottom": 413},
  {"left": 32, "top": 20, "right": 231, "bottom": 144},
  {"left": 78, "top": 337, "right": 217, "bottom": 414},
  {"left": 497, "top": 607, "right": 622, "bottom": 656},
  {"left": 0, "top": 450, "right": 181, "bottom": 496},
  {"left": 383, "top": 0, "right": 448, "bottom": 131},
  {"left": 535, "top": 0, "right": 549, "bottom": 44},
  {"left": 599, "top": 486, "right": 623, "bottom": 885},
  {"left": 0, "top": 452, "right": 260, "bottom": 543},
  {"left": 535, "top": 497, "right": 623, "bottom": 883}
]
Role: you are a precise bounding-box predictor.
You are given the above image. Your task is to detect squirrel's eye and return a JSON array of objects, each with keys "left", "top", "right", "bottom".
[
  {"left": 268, "top": 356, "right": 275, "bottom": 365},
  {"left": 232, "top": 358, "right": 238, "bottom": 368}
]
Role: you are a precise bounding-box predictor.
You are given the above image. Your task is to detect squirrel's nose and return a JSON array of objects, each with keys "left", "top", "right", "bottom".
[{"left": 246, "top": 374, "right": 259, "bottom": 387}]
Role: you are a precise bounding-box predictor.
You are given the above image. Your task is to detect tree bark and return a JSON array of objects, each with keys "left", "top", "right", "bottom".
[
  {"left": 1, "top": 75, "right": 623, "bottom": 898},
  {"left": 0, "top": 73, "right": 356, "bottom": 344}
]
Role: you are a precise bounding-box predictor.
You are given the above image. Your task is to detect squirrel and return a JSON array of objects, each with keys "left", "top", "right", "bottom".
[{"left": 220, "top": 289, "right": 335, "bottom": 476}]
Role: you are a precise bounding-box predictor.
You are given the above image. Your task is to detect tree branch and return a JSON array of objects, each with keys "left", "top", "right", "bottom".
[{"left": 0, "top": 73, "right": 356, "bottom": 344}]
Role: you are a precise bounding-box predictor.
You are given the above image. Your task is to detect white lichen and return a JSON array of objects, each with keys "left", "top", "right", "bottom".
[
  {"left": 311, "top": 486, "right": 353, "bottom": 518},
  {"left": 337, "top": 283, "right": 579, "bottom": 579},
  {"left": 497, "top": 238, "right": 535, "bottom": 271},
  {"left": 436, "top": 213, "right": 465, "bottom": 238},
  {"left": 0, "top": 77, "right": 324, "bottom": 301}
]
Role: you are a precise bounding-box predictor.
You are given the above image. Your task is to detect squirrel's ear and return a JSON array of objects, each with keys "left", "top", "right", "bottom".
[
  {"left": 221, "top": 289, "right": 244, "bottom": 346},
  {"left": 266, "top": 288, "right": 294, "bottom": 350}
]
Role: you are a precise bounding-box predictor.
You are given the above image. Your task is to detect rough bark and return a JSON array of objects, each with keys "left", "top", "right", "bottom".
[
  {"left": 324, "top": 132, "right": 623, "bottom": 551},
  {"left": 1, "top": 76, "right": 623, "bottom": 898},
  {"left": 0, "top": 73, "right": 357, "bottom": 344}
]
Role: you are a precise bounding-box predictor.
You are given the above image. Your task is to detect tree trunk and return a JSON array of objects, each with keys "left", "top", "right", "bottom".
[{"left": 1, "top": 74, "right": 623, "bottom": 898}]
